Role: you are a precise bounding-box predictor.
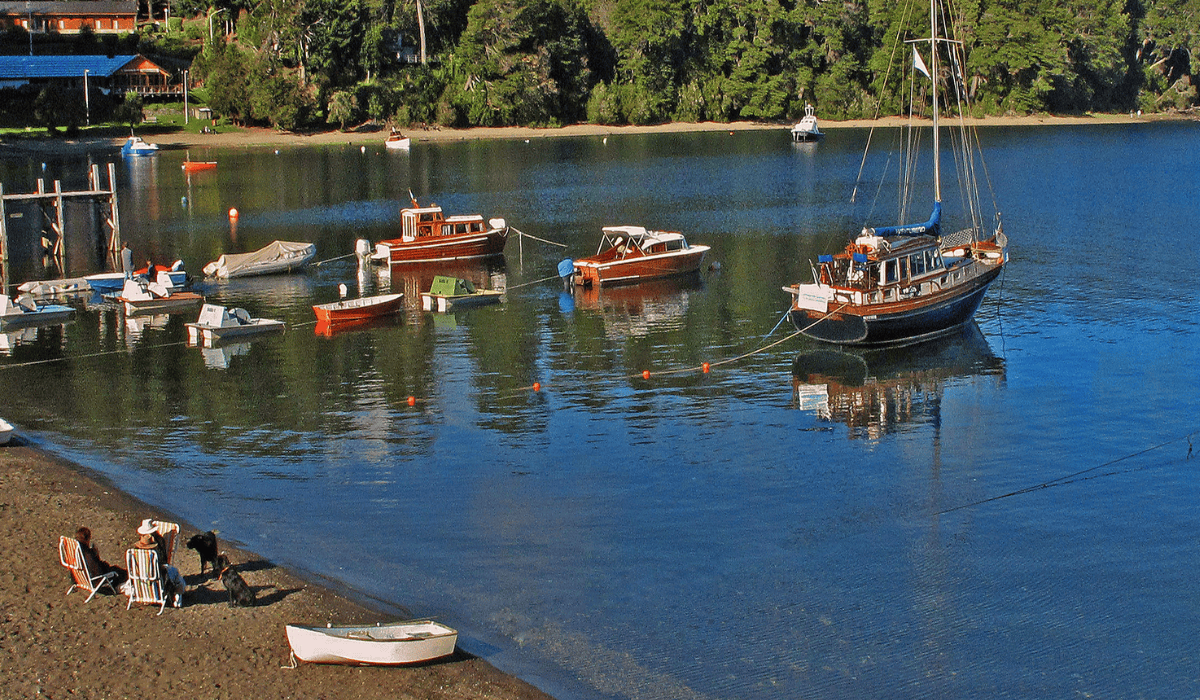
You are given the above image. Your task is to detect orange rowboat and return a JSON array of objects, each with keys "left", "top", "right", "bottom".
[
  {"left": 182, "top": 161, "right": 217, "bottom": 172},
  {"left": 312, "top": 293, "right": 403, "bottom": 324}
]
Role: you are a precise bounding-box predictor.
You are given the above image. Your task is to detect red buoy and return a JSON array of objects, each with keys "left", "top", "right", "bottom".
[
  {"left": 407, "top": 396, "right": 416, "bottom": 406},
  {"left": 532, "top": 382, "right": 541, "bottom": 392},
  {"left": 702, "top": 362, "right": 710, "bottom": 373},
  {"left": 642, "top": 370, "right": 650, "bottom": 380}
]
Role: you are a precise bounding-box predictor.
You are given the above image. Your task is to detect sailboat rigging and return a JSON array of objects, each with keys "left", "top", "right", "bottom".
[{"left": 783, "top": 0, "right": 1008, "bottom": 347}]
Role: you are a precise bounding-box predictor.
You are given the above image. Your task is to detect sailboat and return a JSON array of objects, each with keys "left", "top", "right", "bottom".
[{"left": 783, "top": 0, "right": 1008, "bottom": 347}]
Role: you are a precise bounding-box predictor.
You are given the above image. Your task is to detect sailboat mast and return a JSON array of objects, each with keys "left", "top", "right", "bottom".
[{"left": 930, "top": 0, "right": 940, "bottom": 204}]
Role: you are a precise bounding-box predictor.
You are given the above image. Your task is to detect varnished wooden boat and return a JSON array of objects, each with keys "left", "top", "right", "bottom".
[
  {"left": 571, "top": 226, "right": 710, "bottom": 288},
  {"left": 371, "top": 198, "right": 508, "bottom": 266}
]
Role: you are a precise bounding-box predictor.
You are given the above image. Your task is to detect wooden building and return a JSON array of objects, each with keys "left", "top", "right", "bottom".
[
  {"left": 0, "top": 55, "right": 177, "bottom": 97},
  {"left": 0, "top": 1, "right": 137, "bottom": 34}
]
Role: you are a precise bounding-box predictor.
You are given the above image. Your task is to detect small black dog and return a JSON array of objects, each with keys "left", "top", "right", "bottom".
[
  {"left": 185, "top": 531, "right": 220, "bottom": 577},
  {"left": 214, "top": 553, "right": 256, "bottom": 607}
]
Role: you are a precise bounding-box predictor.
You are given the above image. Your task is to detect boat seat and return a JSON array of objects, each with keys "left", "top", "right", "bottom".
[{"left": 233, "top": 308, "right": 251, "bottom": 324}]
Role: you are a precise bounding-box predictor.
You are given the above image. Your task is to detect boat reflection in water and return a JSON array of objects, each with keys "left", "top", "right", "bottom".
[
  {"left": 572, "top": 276, "right": 701, "bottom": 339},
  {"left": 791, "top": 323, "right": 1004, "bottom": 439},
  {"left": 197, "top": 341, "right": 251, "bottom": 370}
]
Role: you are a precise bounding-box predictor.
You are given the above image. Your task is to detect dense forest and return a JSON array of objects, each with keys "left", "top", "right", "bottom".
[{"left": 8, "top": 0, "right": 1200, "bottom": 130}]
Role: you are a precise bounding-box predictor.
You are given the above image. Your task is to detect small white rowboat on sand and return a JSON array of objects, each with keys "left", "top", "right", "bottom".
[{"left": 285, "top": 620, "right": 458, "bottom": 665}]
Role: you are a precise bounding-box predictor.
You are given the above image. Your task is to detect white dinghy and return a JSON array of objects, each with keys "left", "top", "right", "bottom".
[{"left": 285, "top": 620, "right": 457, "bottom": 666}]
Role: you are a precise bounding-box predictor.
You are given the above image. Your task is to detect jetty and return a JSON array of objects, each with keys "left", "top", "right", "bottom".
[{"left": 0, "top": 163, "right": 122, "bottom": 292}]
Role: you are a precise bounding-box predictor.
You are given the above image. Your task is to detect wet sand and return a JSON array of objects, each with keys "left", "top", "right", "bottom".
[{"left": 0, "top": 438, "right": 554, "bottom": 700}]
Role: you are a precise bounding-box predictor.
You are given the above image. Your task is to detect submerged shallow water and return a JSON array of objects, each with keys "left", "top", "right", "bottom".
[{"left": 2, "top": 122, "right": 1200, "bottom": 699}]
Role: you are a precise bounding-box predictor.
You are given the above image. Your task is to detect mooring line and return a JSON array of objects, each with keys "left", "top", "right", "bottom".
[
  {"left": 311, "top": 252, "right": 355, "bottom": 267},
  {"left": 506, "top": 274, "right": 563, "bottom": 290},
  {"left": 936, "top": 431, "right": 1197, "bottom": 516}
]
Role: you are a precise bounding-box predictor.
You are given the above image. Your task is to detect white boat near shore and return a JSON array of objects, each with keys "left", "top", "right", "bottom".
[
  {"left": 0, "top": 417, "right": 12, "bottom": 445},
  {"left": 286, "top": 620, "right": 458, "bottom": 666}
]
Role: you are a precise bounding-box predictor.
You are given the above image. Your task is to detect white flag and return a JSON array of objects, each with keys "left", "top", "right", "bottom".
[{"left": 913, "top": 46, "right": 930, "bottom": 78}]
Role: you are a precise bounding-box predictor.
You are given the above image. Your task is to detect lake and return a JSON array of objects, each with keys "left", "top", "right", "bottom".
[{"left": 2, "top": 121, "right": 1199, "bottom": 700}]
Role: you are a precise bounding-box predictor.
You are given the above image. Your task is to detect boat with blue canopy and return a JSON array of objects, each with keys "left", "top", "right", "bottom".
[{"left": 783, "top": 0, "right": 1008, "bottom": 347}]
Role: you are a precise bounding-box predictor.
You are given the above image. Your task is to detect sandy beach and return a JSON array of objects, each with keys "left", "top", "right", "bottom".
[
  {"left": 0, "top": 437, "right": 554, "bottom": 700},
  {"left": 1, "top": 111, "right": 1187, "bottom": 156}
]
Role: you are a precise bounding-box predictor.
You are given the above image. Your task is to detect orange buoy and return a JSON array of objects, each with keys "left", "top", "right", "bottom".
[
  {"left": 228, "top": 208, "right": 239, "bottom": 220},
  {"left": 642, "top": 370, "right": 650, "bottom": 380},
  {"left": 532, "top": 382, "right": 541, "bottom": 392},
  {"left": 407, "top": 396, "right": 416, "bottom": 406},
  {"left": 702, "top": 362, "right": 710, "bottom": 373}
]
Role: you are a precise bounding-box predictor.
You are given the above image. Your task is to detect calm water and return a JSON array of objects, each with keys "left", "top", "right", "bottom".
[{"left": 2, "top": 122, "right": 1200, "bottom": 699}]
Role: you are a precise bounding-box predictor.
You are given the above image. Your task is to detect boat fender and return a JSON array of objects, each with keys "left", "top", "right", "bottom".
[
  {"left": 355, "top": 239, "right": 372, "bottom": 258},
  {"left": 557, "top": 259, "right": 575, "bottom": 278}
]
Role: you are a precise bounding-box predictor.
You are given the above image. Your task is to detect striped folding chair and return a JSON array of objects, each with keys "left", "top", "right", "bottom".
[
  {"left": 58, "top": 536, "right": 117, "bottom": 603},
  {"left": 125, "top": 548, "right": 167, "bottom": 615},
  {"left": 151, "top": 521, "right": 180, "bottom": 566}
]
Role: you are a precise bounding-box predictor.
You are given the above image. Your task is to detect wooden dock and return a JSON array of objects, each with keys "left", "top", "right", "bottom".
[{"left": 0, "top": 163, "right": 121, "bottom": 293}]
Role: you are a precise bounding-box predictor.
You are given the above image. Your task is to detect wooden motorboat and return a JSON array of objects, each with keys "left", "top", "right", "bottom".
[
  {"left": 790, "top": 104, "right": 824, "bottom": 142},
  {"left": 0, "top": 417, "right": 12, "bottom": 445},
  {"left": 121, "top": 135, "right": 160, "bottom": 156},
  {"left": 312, "top": 293, "right": 403, "bottom": 324},
  {"left": 186, "top": 304, "right": 285, "bottom": 345},
  {"left": 182, "top": 160, "right": 217, "bottom": 172},
  {"left": 371, "top": 197, "right": 509, "bottom": 266},
  {"left": 571, "top": 226, "right": 710, "bottom": 288},
  {"left": 419, "top": 276, "right": 503, "bottom": 312},
  {"left": 384, "top": 130, "right": 411, "bottom": 150},
  {"left": 117, "top": 279, "right": 204, "bottom": 316},
  {"left": 285, "top": 620, "right": 458, "bottom": 666},
  {"left": 0, "top": 294, "right": 74, "bottom": 329},
  {"left": 782, "top": 0, "right": 1008, "bottom": 347},
  {"left": 203, "top": 240, "right": 317, "bottom": 279}
]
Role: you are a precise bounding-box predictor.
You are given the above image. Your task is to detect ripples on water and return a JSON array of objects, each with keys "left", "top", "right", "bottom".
[{"left": 2, "top": 123, "right": 1200, "bottom": 699}]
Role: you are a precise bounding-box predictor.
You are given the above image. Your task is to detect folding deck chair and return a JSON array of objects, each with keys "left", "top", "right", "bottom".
[
  {"left": 58, "top": 535, "right": 117, "bottom": 603},
  {"left": 151, "top": 520, "right": 179, "bottom": 566},
  {"left": 125, "top": 548, "right": 168, "bottom": 614}
]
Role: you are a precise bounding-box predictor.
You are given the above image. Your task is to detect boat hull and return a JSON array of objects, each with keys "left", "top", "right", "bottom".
[
  {"left": 0, "top": 418, "right": 12, "bottom": 445},
  {"left": 286, "top": 621, "right": 457, "bottom": 666},
  {"left": 186, "top": 320, "right": 285, "bottom": 344},
  {"left": 87, "top": 270, "right": 187, "bottom": 293},
  {"left": 0, "top": 306, "right": 73, "bottom": 329},
  {"left": 790, "top": 265, "right": 1002, "bottom": 347},
  {"left": 313, "top": 293, "right": 404, "bottom": 323},
  {"left": 376, "top": 229, "right": 508, "bottom": 266},
  {"left": 420, "top": 290, "right": 503, "bottom": 312},
  {"left": 121, "top": 292, "right": 205, "bottom": 317},
  {"left": 574, "top": 247, "right": 708, "bottom": 287}
]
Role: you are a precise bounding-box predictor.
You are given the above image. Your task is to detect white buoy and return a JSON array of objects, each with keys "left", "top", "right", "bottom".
[{"left": 360, "top": 145, "right": 366, "bottom": 153}]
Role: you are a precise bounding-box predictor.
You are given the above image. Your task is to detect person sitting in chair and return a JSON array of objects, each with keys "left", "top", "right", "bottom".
[
  {"left": 134, "top": 519, "right": 185, "bottom": 608},
  {"left": 74, "top": 526, "right": 128, "bottom": 589}
]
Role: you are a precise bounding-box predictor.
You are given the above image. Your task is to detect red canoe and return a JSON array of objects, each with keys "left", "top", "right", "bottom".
[
  {"left": 182, "top": 161, "right": 217, "bottom": 172},
  {"left": 312, "top": 293, "right": 404, "bottom": 324}
]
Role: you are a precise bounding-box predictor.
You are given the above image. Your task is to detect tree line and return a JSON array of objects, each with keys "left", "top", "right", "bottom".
[{"left": 6, "top": 0, "right": 1199, "bottom": 132}]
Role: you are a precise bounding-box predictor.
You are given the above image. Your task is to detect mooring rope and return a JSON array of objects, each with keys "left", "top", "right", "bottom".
[
  {"left": 311, "top": 252, "right": 356, "bottom": 267},
  {"left": 511, "top": 228, "right": 567, "bottom": 248},
  {"left": 936, "top": 431, "right": 1197, "bottom": 516}
]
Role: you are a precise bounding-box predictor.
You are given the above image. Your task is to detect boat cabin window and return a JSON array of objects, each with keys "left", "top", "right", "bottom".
[
  {"left": 885, "top": 259, "right": 898, "bottom": 283},
  {"left": 911, "top": 253, "right": 926, "bottom": 276},
  {"left": 664, "top": 239, "right": 684, "bottom": 252},
  {"left": 419, "top": 213, "right": 435, "bottom": 223},
  {"left": 928, "top": 251, "right": 943, "bottom": 270}
]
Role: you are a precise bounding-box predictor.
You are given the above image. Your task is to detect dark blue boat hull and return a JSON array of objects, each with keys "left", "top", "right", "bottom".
[{"left": 790, "top": 266, "right": 1002, "bottom": 347}]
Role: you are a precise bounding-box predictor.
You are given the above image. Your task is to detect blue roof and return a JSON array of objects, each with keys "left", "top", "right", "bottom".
[{"left": 0, "top": 55, "right": 137, "bottom": 80}]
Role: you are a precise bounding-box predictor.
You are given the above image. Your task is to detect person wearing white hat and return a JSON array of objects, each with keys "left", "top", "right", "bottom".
[{"left": 134, "top": 519, "right": 186, "bottom": 607}]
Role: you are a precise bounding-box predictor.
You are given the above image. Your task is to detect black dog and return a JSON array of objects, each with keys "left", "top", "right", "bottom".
[
  {"left": 185, "top": 531, "right": 220, "bottom": 577},
  {"left": 214, "top": 553, "right": 256, "bottom": 607}
]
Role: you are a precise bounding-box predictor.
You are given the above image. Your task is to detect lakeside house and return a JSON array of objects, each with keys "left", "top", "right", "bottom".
[
  {"left": 0, "top": 55, "right": 176, "bottom": 96},
  {"left": 0, "top": 1, "right": 137, "bottom": 34}
]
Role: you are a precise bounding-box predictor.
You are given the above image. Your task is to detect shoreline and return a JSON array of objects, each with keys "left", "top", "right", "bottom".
[
  {"left": 0, "top": 436, "right": 554, "bottom": 700},
  {"left": 1, "top": 111, "right": 1190, "bottom": 156}
]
